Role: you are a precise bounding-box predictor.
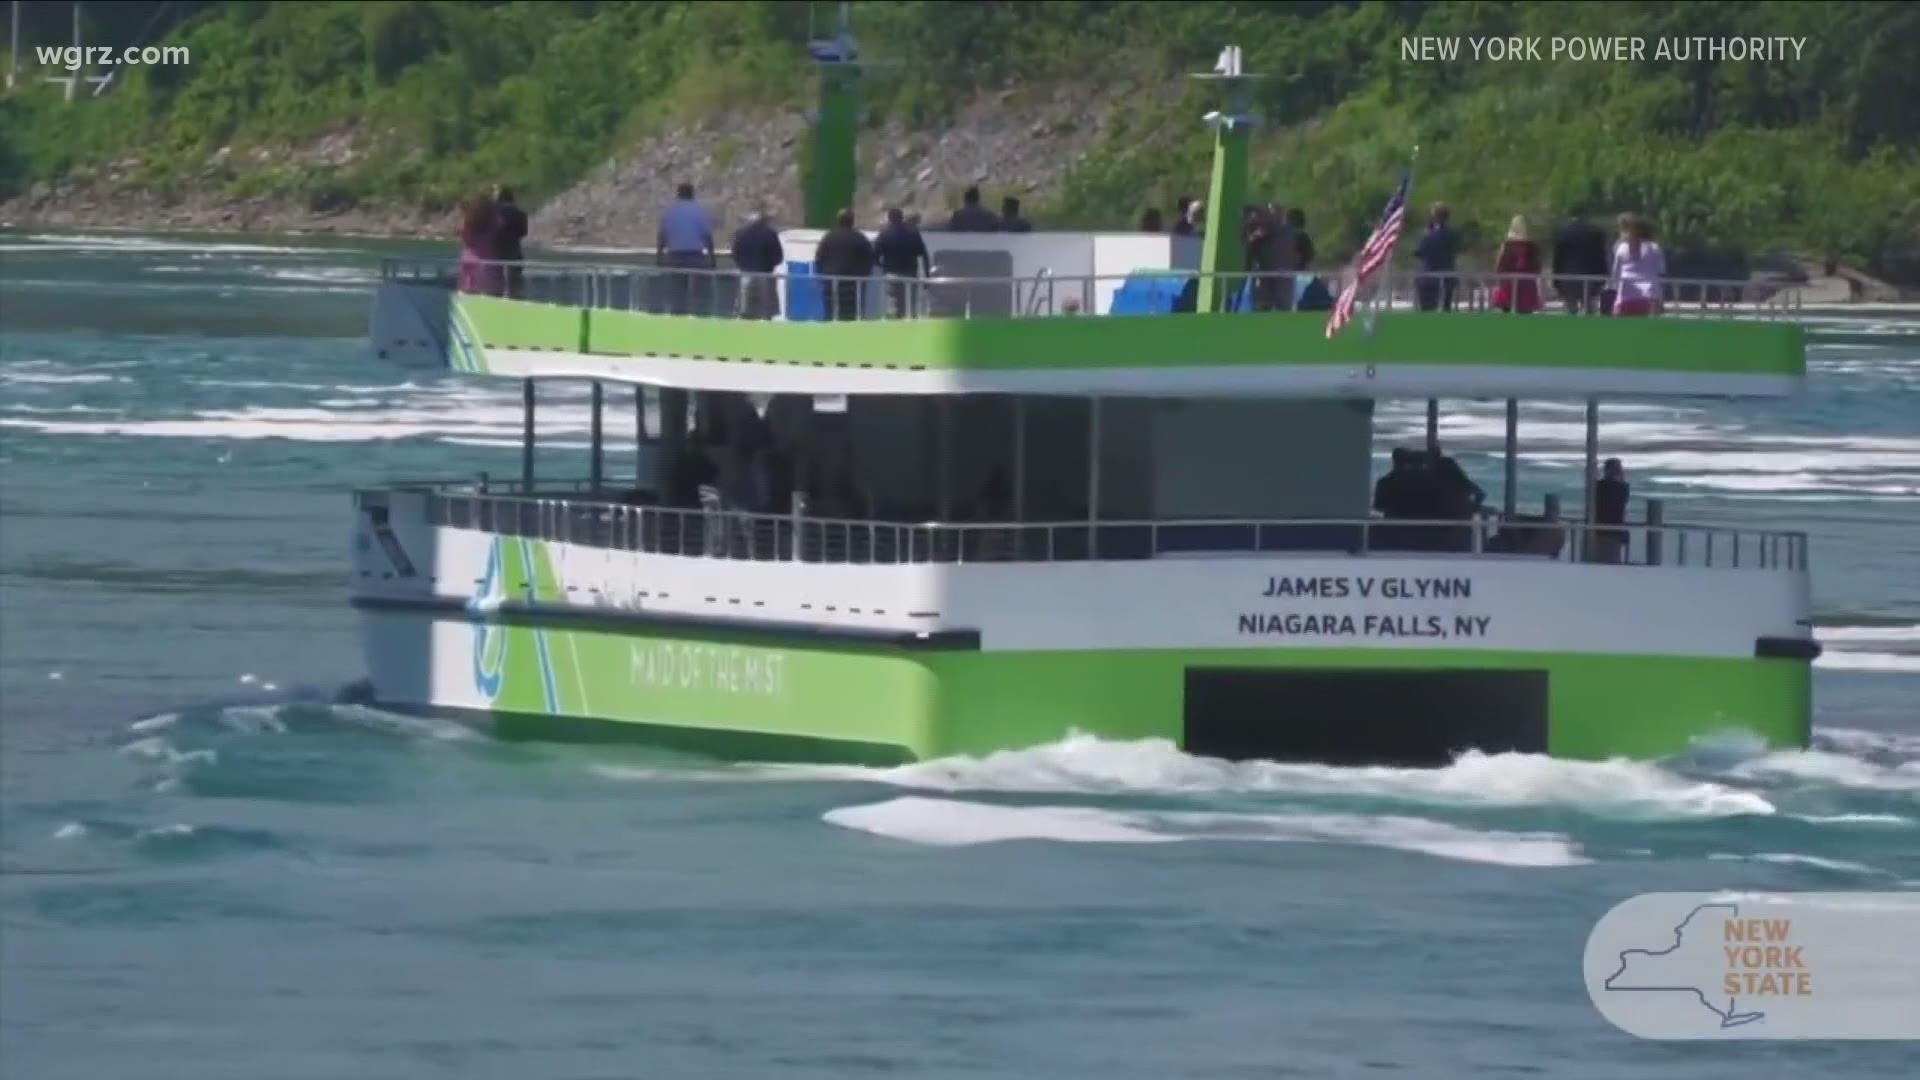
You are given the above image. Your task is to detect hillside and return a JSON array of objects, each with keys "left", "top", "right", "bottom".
[{"left": 2, "top": 1, "right": 1919, "bottom": 279}]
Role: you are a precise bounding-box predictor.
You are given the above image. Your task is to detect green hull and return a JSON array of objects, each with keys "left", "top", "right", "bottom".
[{"left": 394, "top": 605, "right": 1811, "bottom": 764}]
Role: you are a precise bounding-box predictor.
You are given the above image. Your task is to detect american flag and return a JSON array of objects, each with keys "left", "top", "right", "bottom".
[{"left": 1325, "top": 169, "right": 1410, "bottom": 339}]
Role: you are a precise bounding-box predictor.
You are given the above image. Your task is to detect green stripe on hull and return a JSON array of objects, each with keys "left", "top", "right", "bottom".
[
  {"left": 435, "top": 601, "right": 1809, "bottom": 763},
  {"left": 448, "top": 294, "right": 1801, "bottom": 378}
]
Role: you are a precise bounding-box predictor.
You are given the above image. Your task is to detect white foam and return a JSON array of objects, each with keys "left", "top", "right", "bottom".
[
  {"left": 1728, "top": 748, "right": 1920, "bottom": 792},
  {"left": 118, "top": 737, "right": 216, "bottom": 768},
  {"left": 1815, "top": 727, "right": 1920, "bottom": 758},
  {"left": 823, "top": 796, "right": 1589, "bottom": 867},
  {"left": 1708, "top": 852, "right": 1883, "bottom": 875},
  {"left": 0, "top": 370, "right": 124, "bottom": 385},
  {"left": 1816, "top": 624, "right": 1920, "bottom": 644},
  {"left": 52, "top": 822, "right": 88, "bottom": 840},
  {"left": 126, "top": 712, "right": 181, "bottom": 734},
  {"left": 1815, "top": 651, "right": 1920, "bottom": 674},
  {"left": 731, "top": 734, "right": 1776, "bottom": 821},
  {"left": 136, "top": 823, "right": 198, "bottom": 841},
  {"left": 1789, "top": 813, "right": 1913, "bottom": 826},
  {"left": 5, "top": 233, "right": 318, "bottom": 255}
]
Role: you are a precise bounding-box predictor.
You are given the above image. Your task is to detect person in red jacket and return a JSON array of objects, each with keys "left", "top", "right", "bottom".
[{"left": 1490, "top": 215, "right": 1543, "bottom": 314}]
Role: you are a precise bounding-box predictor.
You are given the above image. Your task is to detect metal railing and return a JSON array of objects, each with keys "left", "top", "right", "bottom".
[
  {"left": 381, "top": 257, "right": 1805, "bottom": 322},
  {"left": 372, "top": 484, "right": 1808, "bottom": 572}
]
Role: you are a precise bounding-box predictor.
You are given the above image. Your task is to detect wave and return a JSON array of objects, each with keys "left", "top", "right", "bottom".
[
  {"left": 4, "top": 232, "right": 321, "bottom": 255},
  {"left": 1815, "top": 651, "right": 1920, "bottom": 674},
  {"left": 821, "top": 796, "right": 1590, "bottom": 866},
  {"left": 605, "top": 732, "right": 1780, "bottom": 821}
]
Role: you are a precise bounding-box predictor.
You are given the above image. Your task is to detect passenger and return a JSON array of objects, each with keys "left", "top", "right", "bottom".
[
  {"left": 874, "top": 207, "right": 930, "bottom": 318},
  {"left": 729, "top": 210, "right": 785, "bottom": 319},
  {"left": 1610, "top": 214, "right": 1666, "bottom": 317},
  {"left": 814, "top": 207, "right": 875, "bottom": 321},
  {"left": 1248, "top": 204, "right": 1294, "bottom": 311},
  {"left": 1413, "top": 202, "right": 1460, "bottom": 312},
  {"left": 1284, "top": 207, "right": 1314, "bottom": 270},
  {"left": 1239, "top": 205, "right": 1268, "bottom": 309},
  {"left": 947, "top": 185, "right": 1001, "bottom": 232},
  {"left": 1139, "top": 207, "right": 1165, "bottom": 233},
  {"left": 1294, "top": 274, "right": 1334, "bottom": 311},
  {"left": 1594, "top": 458, "right": 1630, "bottom": 563},
  {"left": 457, "top": 194, "right": 499, "bottom": 295},
  {"left": 1552, "top": 214, "right": 1610, "bottom": 314},
  {"left": 1429, "top": 446, "right": 1486, "bottom": 519},
  {"left": 656, "top": 182, "right": 716, "bottom": 315},
  {"left": 1172, "top": 196, "right": 1196, "bottom": 236},
  {"left": 491, "top": 185, "right": 528, "bottom": 299},
  {"left": 1372, "top": 448, "right": 1422, "bottom": 518},
  {"left": 1490, "top": 215, "right": 1543, "bottom": 314},
  {"left": 1000, "top": 196, "right": 1033, "bottom": 233},
  {"left": 1187, "top": 199, "right": 1206, "bottom": 234}
]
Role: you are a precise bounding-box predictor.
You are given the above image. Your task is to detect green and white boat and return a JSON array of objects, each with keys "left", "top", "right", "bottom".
[{"left": 355, "top": 35, "right": 1818, "bottom": 765}]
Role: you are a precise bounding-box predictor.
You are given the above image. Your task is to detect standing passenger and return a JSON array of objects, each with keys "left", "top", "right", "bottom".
[
  {"left": 1000, "top": 196, "right": 1033, "bottom": 233},
  {"left": 1610, "top": 215, "right": 1666, "bottom": 317},
  {"left": 1284, "top": 207, "right": 1314, "bottom": 270},
  {"left": 1491, "top": 216, "right": 1543, "bottom": 314},
  {"left": 1413, "top": 202, "right": 1460, "bottom": 312},
  {"left": 947, "top": 186, "right": 1001, "bottom": 232},
  {"left": 874, "top": 207, "right": 930, "bottom": 318},
  {"left": 1172, "top": 195, "right": 1196, "bottom": 236},
  {"left": 656, "top": 182, "right": 715, "bottom": 314},
  {"left": 1552, "top": 215, "right": 1609, "bottom": 313},
  {"left": 814, "top": 208, "right": 875, "bottom": 321},
  {"left": 457, "top": 194, "right": 499, "bottom": 295},
  {"left": 1594, "top": 458, "right": 1631, "bottom": 563},
  {"left": 729, "top": 211, "right": 785, "bottom": 319},
  {"left": 491, "top": 186, "right": 528, "bottom": 298},
  {"left": 1139, "top": 207, "right": 1165, "bottom": 233}
]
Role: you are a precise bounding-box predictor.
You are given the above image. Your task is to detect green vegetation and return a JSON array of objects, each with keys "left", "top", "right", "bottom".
[{"left": 3, "top": 1, "right": 1917, "bottom": 277}]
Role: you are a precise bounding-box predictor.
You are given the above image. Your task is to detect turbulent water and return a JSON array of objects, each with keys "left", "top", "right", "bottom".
[{"left": 2, "top": 229, "right": 1917, "bottom": 1078}]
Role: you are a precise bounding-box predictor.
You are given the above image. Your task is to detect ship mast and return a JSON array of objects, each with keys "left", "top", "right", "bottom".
[
  {"left": 1190, "top": 46, "right": 1265, "bottom": 312},
  {"left": 803, "top": 1, "right": 861, "bottom": 230}
]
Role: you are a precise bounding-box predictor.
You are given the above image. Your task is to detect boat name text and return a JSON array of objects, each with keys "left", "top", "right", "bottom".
[
  {"left": 1261, "top": 575, "right": 1472, "bottom": 600},
  {"left": 629, "top": 643, "right": 784, "bottom": 697},
  {"left": 1245, "top": 575, "right": 1489, "bottom": 640}
]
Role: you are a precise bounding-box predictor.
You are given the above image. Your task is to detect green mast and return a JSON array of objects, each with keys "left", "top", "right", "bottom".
[
  {"left": 803, "top": 2, "right": 861, "bottom": 230},
  {"left": 1190, "top": 46, "right": 1262, "bottom": 313}
]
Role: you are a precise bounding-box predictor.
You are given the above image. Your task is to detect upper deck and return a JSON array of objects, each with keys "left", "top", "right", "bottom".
[{"left": 372, "top": 232, "right": 1808, "bottom": 401}]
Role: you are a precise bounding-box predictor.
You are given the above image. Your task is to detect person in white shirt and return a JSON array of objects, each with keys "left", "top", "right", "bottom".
[
  {"left": 656, "top": 182, "right": 715, "bottom": 315},
  {"left": 1609, "top": 213, "right": 1665, "bottom": 317}
]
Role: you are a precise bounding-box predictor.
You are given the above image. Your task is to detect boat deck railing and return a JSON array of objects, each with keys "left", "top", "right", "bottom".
[
  {"left": 361, "top": 483, "right": 1808, "bottom": 572},
  {"left": 380, "top": 258, "right": 1803, "bottom": 322}
]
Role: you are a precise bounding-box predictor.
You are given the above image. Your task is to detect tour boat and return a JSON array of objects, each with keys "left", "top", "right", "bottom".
[{"left": 355, "top": 34, "right": 1818, "bottom": 765}]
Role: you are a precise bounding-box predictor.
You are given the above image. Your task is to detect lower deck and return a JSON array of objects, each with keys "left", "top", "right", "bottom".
[{"left": 351, "top": 480, "right": 1817, "bottom": 764}]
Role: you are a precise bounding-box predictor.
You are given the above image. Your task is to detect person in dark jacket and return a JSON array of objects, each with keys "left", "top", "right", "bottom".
[
  {"left": 1552, "top": 216, "right": 1610, "bottom": 314},
  {"left": 814, "top": 208, "right": 874, "bottom": 321},
  {"left": 1139, "top": 207, "right": 1165, "bottom": 233},
  {"left": 492, "top": 186, "right": 528, "bottom": 298},
  {"left": 1000, "top": 196, "right": 1032, "bottom": 233},
  {"left": 1172, "top": 195, "right": 1196, "bottom": 236},
  {"left": 873, "top": 207, "right": 930, "bottom": 318},
  {"left": 947, "top": 186, "right": 1000, "bottom": 232},
  {"left": 1413, "top": 202, "right": 1460, "bottom": 312},
  {"left": 1593, "top": 458, "right": 1630, "bottom": 563},
  {"left": 1284, "top": 207, "right": 1314, "bottom": 270},
  {"left": 730, "top": 211, "right": 785, "bottom": 319}
]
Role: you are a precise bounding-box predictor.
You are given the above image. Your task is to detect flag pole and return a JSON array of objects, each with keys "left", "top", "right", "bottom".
[{"left": 1365, "top": 143, "right": 1418, "bottom": 335}]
